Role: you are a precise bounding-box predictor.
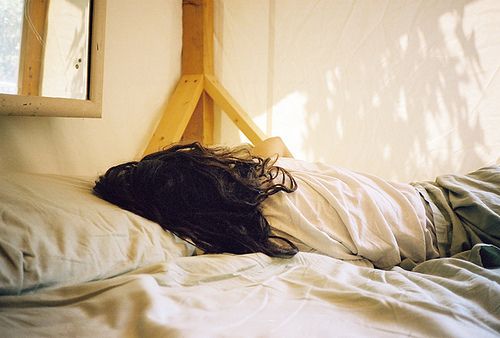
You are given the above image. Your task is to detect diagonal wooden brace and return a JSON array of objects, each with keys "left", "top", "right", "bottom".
[
  {"left": 204, "top": 75, "right": 266, "bottom": 145},
  {"left": 143, "top": 0, "right": 267, "bottom": 157},
  {"left": 143, "top": 74, "right": 204, "bottom": 155}
]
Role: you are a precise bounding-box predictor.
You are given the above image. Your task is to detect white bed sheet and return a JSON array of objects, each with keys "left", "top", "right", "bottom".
[
  {"left": 1, "top": 252, "right": 498, "bottom": 337},
  {"left": 1, "top": 173, "right": 498, "bottom": 337}
]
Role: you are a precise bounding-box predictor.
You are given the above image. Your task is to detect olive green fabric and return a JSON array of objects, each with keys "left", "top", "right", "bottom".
[{"left": 413, "top": 165, "right": 500, "bottom": 263}]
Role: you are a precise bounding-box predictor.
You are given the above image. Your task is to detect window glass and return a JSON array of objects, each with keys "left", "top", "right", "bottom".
[{"left": 0, "top": 0, "right": 24, "bottom": 94}]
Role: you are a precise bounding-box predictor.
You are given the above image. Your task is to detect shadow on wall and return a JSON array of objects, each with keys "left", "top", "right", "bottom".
[{"left": 268, "top": 0, "right": 497, "bottom": 181}]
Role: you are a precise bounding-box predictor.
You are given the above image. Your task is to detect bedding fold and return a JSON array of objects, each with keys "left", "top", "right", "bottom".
[
  {"left": 1, "top": 252, "right": 498, "bottom": 338},
  {"left": 413, "top": 165, "right": 500, "bottom": 259}
]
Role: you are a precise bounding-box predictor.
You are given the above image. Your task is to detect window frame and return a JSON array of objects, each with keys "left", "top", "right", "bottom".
[{"left": 0, "top": 0, "right": 106, "bottom": 118}]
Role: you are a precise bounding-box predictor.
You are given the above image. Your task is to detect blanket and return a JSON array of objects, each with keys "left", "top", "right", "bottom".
[
  {"left": 0, "top": 252, "right": 499, "bottom": 337},
  {"left": 414, "top": 165, "right": 500, "bottom": 264}
]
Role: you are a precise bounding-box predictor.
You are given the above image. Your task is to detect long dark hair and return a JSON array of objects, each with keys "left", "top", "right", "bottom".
[{"left": 93, "top": 142, "right": 298, "bottom": 257}]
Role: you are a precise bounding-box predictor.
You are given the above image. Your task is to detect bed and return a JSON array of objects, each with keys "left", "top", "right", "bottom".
[{"left": 0, "top": 171, "right": 499, "bottom": 337}]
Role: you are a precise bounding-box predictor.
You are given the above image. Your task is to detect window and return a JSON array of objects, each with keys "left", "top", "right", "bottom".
[
  {"left": 0, "top": 0, "right": 90, "bottom": 99},
  {"left": 0, "top": 0, "right": 105, "bottom": 117},
  {"left": 0, "top": 0, "right": 24, "bottom": 95}
]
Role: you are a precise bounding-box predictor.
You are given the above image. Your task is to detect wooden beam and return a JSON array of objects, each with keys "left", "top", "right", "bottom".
[
  {"left": 200, "top": 0, "right": 214, "bottom": 145},
  {"left": 145, "top": 0, "right": 270, "bottom": 154},
  {"left": 204, "top": 74, "right": 266, "bottom": 145},
  {"left": 180, "top": 92, "right": 213, "bottom": 145},
  {"left": 202, "top": 0, "right": 214, "bottom": 75},
  {"left": 181, "top": 0, "right": 214, "bottom": 75},
  {"left": 202, "top": 93, "right": 214, "bottom": 144},
  {"left": 180, "top": 98, "right": 204, "bottom": 143},
  {"left": 182, "top": 0, "right": 203, "bottom": 74},
  {"left": 143, "top": 74, "right": 204, "bottom": 155},
  {"left": 18, "top": 0, "right": 49, "bottom": 96},
  {"left": 181, "top": 92, "right": 214, "bottom": 144},
  {"left": 181, "top": 0, "right": 214, "bottom": 144}
]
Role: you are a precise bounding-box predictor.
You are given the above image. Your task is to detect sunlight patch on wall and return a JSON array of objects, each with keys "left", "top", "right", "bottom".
[
  {"left": 382, "top": 144, "right": 392, "bottom": 160},
  {"left": 216, "top": 0, "right": 500, "bottom": 181},
  {"left": 399, "top": 34, "right": 409, "bottom": 52},
  {"left": 397, "top": 88, "right": 408, "bottom": 122},
  {"left": 335, "top": 116, "right": 344, "bottom": 140},
  {"left": 271, "top": 91, "right": 309, "bottom": 159}
]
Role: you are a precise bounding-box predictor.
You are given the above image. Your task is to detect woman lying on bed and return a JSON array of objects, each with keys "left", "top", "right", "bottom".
[{"left": 94, "top": 137, "right": 500, "bottom": 269}]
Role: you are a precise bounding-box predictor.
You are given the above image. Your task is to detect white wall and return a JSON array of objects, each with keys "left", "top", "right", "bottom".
[
  {"left": 216, "top": 0, "right": 500, "bottom": 181},
  {"left": 1, "top": 0, "right": 498, "bottom": 182},
  {"left": 0, "top": 0, "right": 182, "bottom": 176}
]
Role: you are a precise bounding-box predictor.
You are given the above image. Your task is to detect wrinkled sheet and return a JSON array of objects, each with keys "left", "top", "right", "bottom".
[
  {"left": 414, "top": 165, "right": 500, "bottom": 258},
  {"left": 1, "top": 252, "right": 498, "bottom": 338},
  {"left": 0, "top": 172, "right": 194, "bottom": 295}
]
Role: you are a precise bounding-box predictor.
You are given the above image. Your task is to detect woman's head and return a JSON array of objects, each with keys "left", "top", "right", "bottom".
[{"left": 94, "top": 142, "right": 298, "bottom": 257}]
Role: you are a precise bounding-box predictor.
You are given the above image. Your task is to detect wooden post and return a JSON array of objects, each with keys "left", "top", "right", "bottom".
[
  {"left": 180, "top": 0, "right": 214, "bottom": 145},
  {"left": 143, "top": 0, "right": 266, "bottom": 156}
]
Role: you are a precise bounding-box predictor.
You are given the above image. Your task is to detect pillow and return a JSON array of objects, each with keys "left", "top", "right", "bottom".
[{"left": 0, "top": 172, "right": 194, "bottom": 295}]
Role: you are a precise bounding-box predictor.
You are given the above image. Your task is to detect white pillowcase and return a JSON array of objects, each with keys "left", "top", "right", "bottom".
[{"left": 0, "top": 172, "right": 194, "bottom": 295}]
